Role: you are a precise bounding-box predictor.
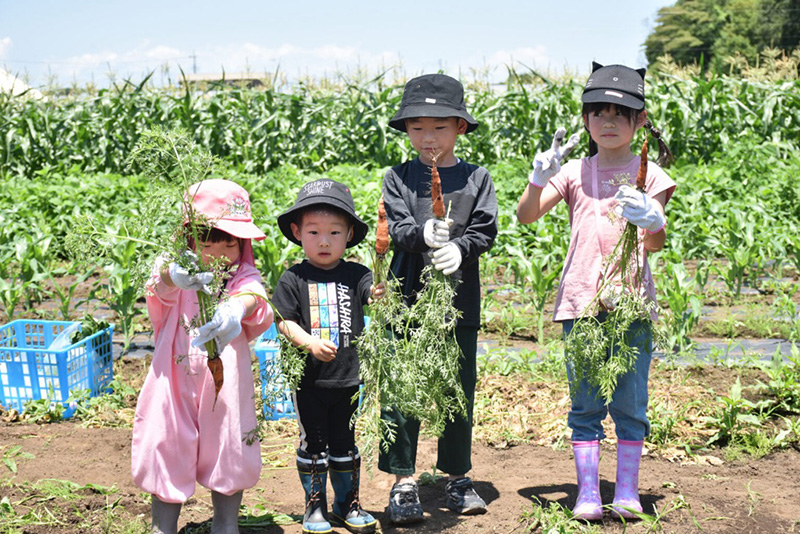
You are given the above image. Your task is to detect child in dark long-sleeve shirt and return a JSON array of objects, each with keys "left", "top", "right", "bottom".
[{"left": 380, "top": 73, "right": 498, "bottom": 524}]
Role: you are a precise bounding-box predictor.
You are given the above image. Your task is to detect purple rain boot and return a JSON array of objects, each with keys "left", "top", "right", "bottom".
[
  {"left": 572, "top": 440, "right": 603, "bottom": 521},
  {"left": 612, "top": 439, "right": 644, "bottom": 519}
]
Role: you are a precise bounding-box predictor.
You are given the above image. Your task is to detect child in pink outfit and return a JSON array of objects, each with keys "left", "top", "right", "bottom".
[
  {"left": 517, "top": 63, "right": 676, "bottom": 521},
  {"left": 131, "top": 179, "right": 273, "bottom": 534}
]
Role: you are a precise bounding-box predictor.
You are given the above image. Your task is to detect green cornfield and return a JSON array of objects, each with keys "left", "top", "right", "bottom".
[
  {"left": 1, "top": 71, "right": 799, "bottom": 350},
  {"left": 1, "top": 72, "right": 799, "bottom": 178}
]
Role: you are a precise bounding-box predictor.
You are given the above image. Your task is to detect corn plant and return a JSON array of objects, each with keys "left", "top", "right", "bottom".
[
  {"left": 45, "top": 267, "right": 95, "bottom": 321},
  {"left": 787, "top": 231, "right": 800, "bottom": 271},
  {"left": 0, "top": 234, "right": 51, "bottom": 321},
  {"left": 477, "top": 346, "right": 540, "bottom": 377},
  {"left": 753, "top": 345, "right": 800, "bottom": 416},
  {"left": 771, "top": 286, "right": 800, "bottom": 342},
  {"left": 709, "top": 208, "right": 763, "bottom": 298},
  {"left": 773, "top": 415, "right": 800, "bottom": 449},
  {"left": 704, "top": 378, "right": 762, "bottom": 447},
  {"left": 10, "top": 231, "right": 53, "bottom": 311},
  {"left": 98, "top": 238, "right": 143, "bottom": 353},
  {"left": 0, "top": 277, "right": 29, "bottom": 322},
  {"left": 653, "top": 255, "right": 703, "bottom": 357},
  {"left": 3, "top": 72, "right": 800, "bottom": 179},
  {"left": 498, "top": 246, "right": 560, "bottom": 343},
  {"left": 647, "top": 400, "right": 683, "bottom": 446}
]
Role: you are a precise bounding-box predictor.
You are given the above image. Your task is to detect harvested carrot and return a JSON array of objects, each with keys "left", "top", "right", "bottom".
[
  {"left": 207, "top": 356, "right": 224, "bottom": 409},
  {"left": 376, "top": 193, "right": 389, "bottom": 257},
  {"left": 636, "top": 136, "right": 648, "bottom": 191},
  {"left": 430, "top": 155, "right": 445, "bottom": 219}
]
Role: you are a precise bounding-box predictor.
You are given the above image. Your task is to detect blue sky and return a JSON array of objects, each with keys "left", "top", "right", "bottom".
[{"left": 1, "top": 0, "right": 673, "bottom": 88}]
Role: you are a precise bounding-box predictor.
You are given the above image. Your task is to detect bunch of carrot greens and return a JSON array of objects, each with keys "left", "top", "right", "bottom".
[
  {"left": 563, "top": 132, "right": 657, "bottom": 404},
  {"left": 355, "top": 193, "right": 405, "bottom": 459},
  {"left": 355, "top": 159, "right": 467, "bottom": 462},
  {"left": 66, "top": 127, "right": 236, "bottom": 407}
]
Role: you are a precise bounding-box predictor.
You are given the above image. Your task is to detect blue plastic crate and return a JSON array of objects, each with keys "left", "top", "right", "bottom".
[
  {"left": 255, "top": 323, "right": 296, "bottom": 420},
  {"left": 0, "top": 320, "right": 115, "bottom": 419}
]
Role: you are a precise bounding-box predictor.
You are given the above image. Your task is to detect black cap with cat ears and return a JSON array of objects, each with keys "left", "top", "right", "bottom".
[{"left": 582, "top": 62, "right": 646, "bottom": 110}]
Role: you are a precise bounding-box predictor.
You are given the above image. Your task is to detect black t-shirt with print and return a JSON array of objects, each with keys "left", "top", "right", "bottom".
[{"left": 272, "top": 260, "right": 372, "bottom": 389}]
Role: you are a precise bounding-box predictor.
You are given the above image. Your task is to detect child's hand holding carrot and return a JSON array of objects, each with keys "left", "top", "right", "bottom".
[
  {"left": 614, "top": 186, "right": 666, "bottom": 233},
  {"left": 423, "top": 218, "right": 452, "bottom": 249},
  {"left": 431, "top": 243, "right": 462, "bottom": 275},
  {"left": 369, "top": 281, "right": 387, "bottom": 304},
  {"left": 164, "top": 251, "right": 214, "bottom": 294},
  {"left": 192, "top": 298, "right": 246, "bottom": 351}
]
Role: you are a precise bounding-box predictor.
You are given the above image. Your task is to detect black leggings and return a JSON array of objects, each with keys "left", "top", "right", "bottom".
[{"left": 294, "top": 385, "right": 360, "bottom": 456}]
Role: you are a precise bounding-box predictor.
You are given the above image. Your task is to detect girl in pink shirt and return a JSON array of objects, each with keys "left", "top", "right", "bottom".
[
  {"left": 517, "top": 63, "right": 676, "bottom": 521},
  {"left": 131, "top": 179, "right": 273, "bottom": 534}
]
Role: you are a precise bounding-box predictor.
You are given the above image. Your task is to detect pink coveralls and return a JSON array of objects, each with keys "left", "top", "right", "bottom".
[{"left": 131, "top": 243, "right": 272, "bottom": 503}]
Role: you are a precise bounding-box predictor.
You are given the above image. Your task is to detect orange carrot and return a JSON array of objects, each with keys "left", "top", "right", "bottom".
[
  {"left": 376, "top": 193, "right": 389, "bottom": 256},
  {"left": 431, "top": 155, "right": 445, "bottom": 219},
  {"left": 636, "top": 136, "right": 648, "bottom": 191},
  {"left": 207, "top": 356, "right": 224, "bottom": 409}
]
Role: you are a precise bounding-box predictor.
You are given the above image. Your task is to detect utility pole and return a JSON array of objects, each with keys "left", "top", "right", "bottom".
[{"left": 190, "top": 52, "right": 197, "bottom": 74}]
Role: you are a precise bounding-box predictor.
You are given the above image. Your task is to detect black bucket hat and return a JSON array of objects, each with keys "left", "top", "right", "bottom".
[
  {"left": 582, "top": 62, "right": 646, "bottom": 110},
  {"left": 277, "top": 179, "right": 368, "bottom": 248},
  {"left": 389, "top": 73, "right": 479, "bottom": 133}
]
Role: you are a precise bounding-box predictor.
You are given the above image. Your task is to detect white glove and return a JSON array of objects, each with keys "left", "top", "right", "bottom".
[
  {"left": 168, "top": 251, "right": 214, "bottom": 295},
  {"left": 423, "top": 218, "right": 452, "bottom": 249},
  {"left": 614, "top": 185, "right": 667, "bottom": 233},
  {"left": 599, "top": 282, "right": 624, "bottom": 311},
  {"left": 192, "top": 298, "right": 246, "bottom": 352},
  {"left": 431, "top": 243, "right": 462, "bottom": 275},
  {"left": 529, "top": 128, "right": 580, "bottom": 188}
]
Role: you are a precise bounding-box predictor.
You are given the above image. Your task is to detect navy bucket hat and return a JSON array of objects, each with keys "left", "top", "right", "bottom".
[
  {"left": 389, "top": 73, "right": 479, "bottom": 133},
  {"left": 277, "top": 179, "right": 368, "bottom": 248}
]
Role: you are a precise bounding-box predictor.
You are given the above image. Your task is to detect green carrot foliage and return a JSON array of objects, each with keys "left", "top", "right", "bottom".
[
  {"left": 356, "top": 261, "right": 467, "bottom": 463},
  {"left": 64, "top": 127, "right": 231, "bottom": 356}
]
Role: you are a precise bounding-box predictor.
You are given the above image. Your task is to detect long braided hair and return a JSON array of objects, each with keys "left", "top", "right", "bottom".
[{"left": 641, "top": 119, "right": 673, "bottom": 167}]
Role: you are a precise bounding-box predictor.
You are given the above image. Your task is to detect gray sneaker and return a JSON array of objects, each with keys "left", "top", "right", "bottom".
[
  {"left": 386, "top": 482, "right": 424, "bottom": 524},
  {"left": 445, "top": 477, "right": 487, "bottom": 515}
]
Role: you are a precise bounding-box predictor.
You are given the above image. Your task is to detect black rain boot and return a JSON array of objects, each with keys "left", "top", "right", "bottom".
[
  {"left": 329, "top": 448, "right": 376, "bottom": 533},
  {"left": 297, "top": 450, "right": 331, "bottom": 534}
]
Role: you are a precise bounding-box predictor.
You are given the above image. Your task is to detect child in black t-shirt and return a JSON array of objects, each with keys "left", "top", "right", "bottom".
[{"left": 272, "top": 178, "right": 382, "bottom": 534}]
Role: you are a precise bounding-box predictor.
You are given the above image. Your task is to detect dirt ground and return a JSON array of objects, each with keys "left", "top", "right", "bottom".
[
  {"left": 2, "top": 420, "right": 800, "bottom": 533},
  {"left": 3, "top": 270, "right": 800, "bottom": 533},
  {"left": 2, "top": 358, "right": 800, "bottom": 534}
]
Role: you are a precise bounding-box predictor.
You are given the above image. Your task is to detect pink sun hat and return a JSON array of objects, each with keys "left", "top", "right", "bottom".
[{"left": 185, "top": 179, "right": 266, "bottom": 241}]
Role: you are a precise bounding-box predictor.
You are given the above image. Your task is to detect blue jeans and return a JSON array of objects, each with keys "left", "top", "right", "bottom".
[{"left": 562, "top": 315, "right": 652, "bottom": 442}]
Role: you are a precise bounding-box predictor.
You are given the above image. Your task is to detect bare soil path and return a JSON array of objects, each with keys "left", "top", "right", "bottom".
[{"left": 3, "top": 403, "right": 800, "bottom": 533}]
